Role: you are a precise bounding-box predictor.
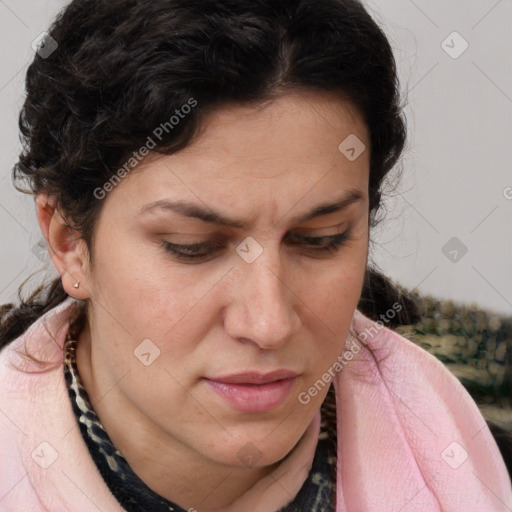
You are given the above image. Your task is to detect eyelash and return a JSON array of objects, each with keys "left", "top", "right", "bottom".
[{"left": 161, "top": 230, "right": 352, "bottom": 261}]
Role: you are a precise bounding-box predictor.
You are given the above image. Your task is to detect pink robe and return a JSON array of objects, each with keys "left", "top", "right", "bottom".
[{"left": 1, "top": 296, "right": 511, "bottom": 511}]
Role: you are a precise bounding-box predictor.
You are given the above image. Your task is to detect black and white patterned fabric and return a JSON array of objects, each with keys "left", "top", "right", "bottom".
[{"left": 63, "top": 331, "right": 337, "bottom": 511}]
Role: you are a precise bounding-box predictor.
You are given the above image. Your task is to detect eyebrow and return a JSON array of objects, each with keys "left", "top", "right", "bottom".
[{"left": 138, "top": 188, "right": 364, "bottom": 229}]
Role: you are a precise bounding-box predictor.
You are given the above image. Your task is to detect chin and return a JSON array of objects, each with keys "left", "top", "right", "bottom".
[{"left": 204, "top": 426, "right": 303, "bottom": 469}]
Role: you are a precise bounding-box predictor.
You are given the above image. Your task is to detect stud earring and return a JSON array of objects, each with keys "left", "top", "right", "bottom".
[{"left": 73, "top": 282, "right": 80, "bottom": 289}]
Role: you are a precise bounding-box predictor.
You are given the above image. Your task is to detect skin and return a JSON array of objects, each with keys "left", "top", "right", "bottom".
[{"left": 36, "top": 89, "right": 370, "bottom": 510}]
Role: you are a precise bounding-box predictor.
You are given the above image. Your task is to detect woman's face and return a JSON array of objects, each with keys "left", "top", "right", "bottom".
[{"left": 77, "top": 90, "right": 370, "bottom": 469}]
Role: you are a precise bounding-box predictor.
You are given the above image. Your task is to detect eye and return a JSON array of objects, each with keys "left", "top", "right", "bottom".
[
  {"left": 161, "top": 229, "right": 352, "bottom": 262},
  {"left": 161, "top": 240, "right": 225, "bottom": 261},
  {"left": 285, "top": 230, "right": 352, "bottom": 255}
]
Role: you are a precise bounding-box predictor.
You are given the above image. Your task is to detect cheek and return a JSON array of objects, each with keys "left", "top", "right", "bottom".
[
  {"left": 90, "top": 233, "right": 223, "bottom": 361},
  {"left": 300, "top": 253, "right": 367, "bottom": 370},
  {"left": 298, "top": 249, "right": 367, "bottom": 322},
  {"left": 87, "top": 233, "right": 175, "bottom": 345}
]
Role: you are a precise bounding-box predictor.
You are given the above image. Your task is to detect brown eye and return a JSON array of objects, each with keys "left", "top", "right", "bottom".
[
  {"left": 161, "top": 230, "right": 352, "bottom": 263},
  {"left": 161, "top": 240, "right": 224, "bottom": 261},
  {"left": 286, "top": 230, "right": 352, "bottom": 254}
]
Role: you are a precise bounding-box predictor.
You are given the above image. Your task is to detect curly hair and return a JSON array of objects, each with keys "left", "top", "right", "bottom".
[{"left": 1, "top": 0, "right": 413, "bottom": 347}]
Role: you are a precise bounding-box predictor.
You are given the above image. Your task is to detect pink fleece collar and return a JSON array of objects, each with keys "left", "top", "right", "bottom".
[{"left": 332, "top": 308, "right": 512, "bottom": 511}]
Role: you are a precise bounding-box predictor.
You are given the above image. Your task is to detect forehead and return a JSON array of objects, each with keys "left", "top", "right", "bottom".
[
  {"left": 105, "top": 90, "right": 370, "bottom": 224},
  {"left": 179, "top": 90, "right": 368, "bottom": 163}
]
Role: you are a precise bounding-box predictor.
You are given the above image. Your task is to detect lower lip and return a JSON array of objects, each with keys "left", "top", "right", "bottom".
[{"left": 204, "top": 377, "right": 298, "bottom": 413}]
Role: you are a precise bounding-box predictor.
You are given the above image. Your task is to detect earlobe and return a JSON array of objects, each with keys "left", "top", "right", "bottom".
[{"left": 35, "top": 193, "right": 90, "bottom": 299}]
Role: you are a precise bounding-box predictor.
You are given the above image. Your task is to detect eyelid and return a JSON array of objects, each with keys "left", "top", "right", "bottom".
[
  {"left": 291, "top": 222, "right": 346, "bottom": 234},
  {"left": 160, "top": 222, "right": 347, "bottom": 242},
  {"left": 286, "top": 223, "right": 347, "bottom": 239},
  {"left": 168, "top": 221, "right": 348, "bottom": 243}
]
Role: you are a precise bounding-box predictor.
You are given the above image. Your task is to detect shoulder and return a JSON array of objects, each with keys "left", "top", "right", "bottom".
[{"left": 0, "top": 298, "right": 123, "bottom": 511}]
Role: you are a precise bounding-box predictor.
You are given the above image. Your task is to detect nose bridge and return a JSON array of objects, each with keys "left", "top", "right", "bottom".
[{"left": 227, "top": 246, "right": 300, "bottom": 348}]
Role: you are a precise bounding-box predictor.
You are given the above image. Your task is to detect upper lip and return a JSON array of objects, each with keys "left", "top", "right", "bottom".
[{"left": 206, "top": 370, "right": 299, "bottom": 385}]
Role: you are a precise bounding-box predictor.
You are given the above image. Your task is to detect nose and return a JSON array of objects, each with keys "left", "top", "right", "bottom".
[{"left": 223, "top": 248, "right": 302, "bottom": 350}]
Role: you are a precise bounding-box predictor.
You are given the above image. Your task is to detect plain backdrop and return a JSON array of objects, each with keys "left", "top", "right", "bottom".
[{"left": 0, "top": 0, "right": 511, "bottom": 315}]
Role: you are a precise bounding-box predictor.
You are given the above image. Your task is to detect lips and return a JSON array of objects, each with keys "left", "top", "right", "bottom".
[
  {"left": 207, "top": 370, "right": 299, "bottom": 385},
  {"left": 204, "top": 370, "right": 299, "bottom": 413}
]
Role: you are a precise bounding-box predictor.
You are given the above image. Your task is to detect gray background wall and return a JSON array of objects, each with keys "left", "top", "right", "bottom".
[{"left": 0, "top": 0, "right": 511, "bottom": 315}]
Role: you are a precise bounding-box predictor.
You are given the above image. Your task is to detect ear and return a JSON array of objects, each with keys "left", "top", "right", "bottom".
[{"left": 35, "top": 193, "right": 91, "bottom": 300}]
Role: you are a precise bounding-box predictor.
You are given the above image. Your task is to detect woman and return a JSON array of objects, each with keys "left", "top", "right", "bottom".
[{"left": 0, "top": 0, "right": 510, "bottom": 510}]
